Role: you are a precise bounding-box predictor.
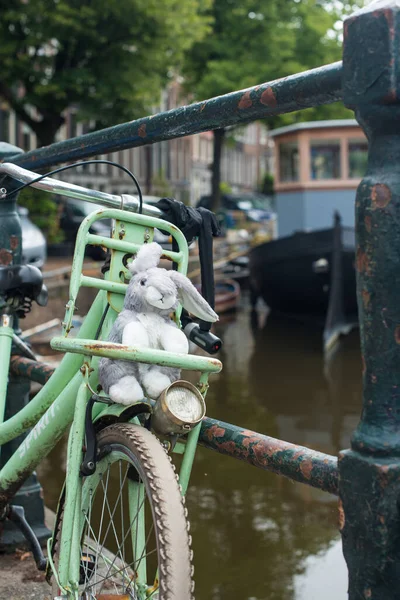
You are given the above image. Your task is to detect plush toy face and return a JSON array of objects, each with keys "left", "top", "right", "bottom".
[
  {"left": 123, "top": 242, "right": 218, "bottom": 322},
  {"left": 126, "top": 268, "right": 179, "bottom": 313}
]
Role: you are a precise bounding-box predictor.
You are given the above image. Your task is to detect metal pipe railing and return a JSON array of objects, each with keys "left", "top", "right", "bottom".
[
  {"left": 9, "top": 356, "right": 338, "bottom": 495},
  {"left": 3, "top": 61, "right": 342, "bottom": 172}
]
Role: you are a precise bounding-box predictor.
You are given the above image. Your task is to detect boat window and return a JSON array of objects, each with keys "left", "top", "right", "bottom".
[
  {"left": 310, "top": 139, "right": 341, "bottom": 180},
  {"left": 348, "top": 139, "right": 368, "bottom": 178},
  {"left": 279, "top": 141, "right": 299, "bottom": 182}
]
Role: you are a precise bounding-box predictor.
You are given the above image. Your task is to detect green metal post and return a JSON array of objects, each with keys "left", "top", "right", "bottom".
[
  {"left": 0, "top": 142, "right": 50, "bottom": 549},
  {"left": 339, "top": 3, "right": 400, "bottom": 598}
]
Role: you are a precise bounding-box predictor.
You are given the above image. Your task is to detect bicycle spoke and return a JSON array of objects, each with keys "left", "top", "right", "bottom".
[
  {"left": 119, "top": 460, "right": 127, "bottom": 591},
  {"left": 100, "top": 490, "right": 147, "bottom": 591},
  {"left": 82, "top": 489, "right": 92, "bottom": 585},
  {"left": 94, "top": 469, "right": 109, "bottom": 587},
  {"left": 96, "top": 478, "right": 128, "bottom": 594},
  {"left": 95, "top": 466, "right": 128, "bottom": 567},
  {"left": 101, "top": 478, "right": 127, "bottom": 566},
  {"left": 133, "top": 474, "right": 141, "bottom": 598},
  {"left": 133, "top": 521, "right": 155, "bottom": 579},
  {"left": 92, "top": 547, "right": 158, "bottom": 589}
]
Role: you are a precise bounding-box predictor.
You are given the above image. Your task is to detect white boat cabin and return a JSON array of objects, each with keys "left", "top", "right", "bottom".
[{"left": 271, "top": 120, "right": 367, "bottom": 237}]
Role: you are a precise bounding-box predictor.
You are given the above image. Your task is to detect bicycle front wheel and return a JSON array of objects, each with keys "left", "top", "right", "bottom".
[{"left": 52, "top": 423, "right": 194, "bottom": 599}]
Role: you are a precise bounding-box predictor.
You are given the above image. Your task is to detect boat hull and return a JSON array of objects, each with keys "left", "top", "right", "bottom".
[
  {"left": 197, "top": 279, "right": 241, "bottom": 314},
  {"left": 249, "top": 227, "right": 357, "bottom": 319}
]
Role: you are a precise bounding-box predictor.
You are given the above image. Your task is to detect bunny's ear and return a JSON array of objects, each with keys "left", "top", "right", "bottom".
[
  {"left": 129, "top": 242, "right": 163, "bottom": 274},
  {"left": 169, "top": 271, "right": 219, "bottom": 322}
]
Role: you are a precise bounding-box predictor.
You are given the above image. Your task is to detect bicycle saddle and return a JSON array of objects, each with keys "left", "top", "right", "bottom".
[{"left": 0, "top": 265, "right": 48, "bottom": 306}]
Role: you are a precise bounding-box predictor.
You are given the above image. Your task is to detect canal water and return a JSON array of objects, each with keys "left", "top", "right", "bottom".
[{"left": 38, "top": 292, "right": 362, "bottom": 599}]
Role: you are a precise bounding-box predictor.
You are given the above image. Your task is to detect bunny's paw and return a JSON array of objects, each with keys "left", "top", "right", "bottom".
[
  {"left": 109, "top": 376, "right": 144, "bottom": 405},
  {"left": 142, "top": 370, "right": 171, "bottom": 399}
]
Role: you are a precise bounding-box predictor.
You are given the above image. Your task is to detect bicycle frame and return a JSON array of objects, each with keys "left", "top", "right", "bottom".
[{"left": 0, "top": 190, "right": 222, "bottom": 595}]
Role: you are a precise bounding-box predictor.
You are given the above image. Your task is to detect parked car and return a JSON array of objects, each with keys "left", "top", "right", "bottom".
[
  {"left": 19, "top": 207, "right": 47, "bottom": 269},
  {"left": 196, "top": 192, "right": 276, "bottom": 239},
  {"left": 197, "top": 192, "right": 274, "bottom": 221},
  {"left": 55, "top": 196, "right": 171, "bottom": 259},
  {"left": 56, "top": 198, "right": 112, "bottom": 259}
]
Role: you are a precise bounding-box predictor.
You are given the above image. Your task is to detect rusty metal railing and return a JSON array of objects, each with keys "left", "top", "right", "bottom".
[
  {"left": 3, "top": 2, "right": 400, "bottom": 596},
  {"left": 10, "top": 356, "right": 338, "bottom": 495},
  {"left": 11, "top": 62, "right": 342, "bottom": 172}
]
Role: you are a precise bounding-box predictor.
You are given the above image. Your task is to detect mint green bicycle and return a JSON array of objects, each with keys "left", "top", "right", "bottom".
[{"left": 0, "top": 162, "right": 222, "bottom": 599}]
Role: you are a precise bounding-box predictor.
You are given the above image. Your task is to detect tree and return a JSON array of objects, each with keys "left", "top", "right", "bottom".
[
  {"left": 183, "top": 0, "right": 359, "bottom": 210},
  {"left": 0, "top": 0, "right": 211, "bottom": 146}
]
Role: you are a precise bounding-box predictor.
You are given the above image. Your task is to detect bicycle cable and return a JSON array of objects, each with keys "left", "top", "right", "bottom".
[{"left": 1, "top": 159, "right": 144, "bottom": 214}]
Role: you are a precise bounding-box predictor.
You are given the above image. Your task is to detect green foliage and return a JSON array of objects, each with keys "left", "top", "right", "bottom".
[
  {"left": 0, "top": 0, "right": 211, "bottom": 145},
  {"left": 183, "top": 0, "right": 341, "bottom": 102},
  {"left": 259, "top": 173, "right": 274, "bottom": 196},
  {"left": 220, "top": 181, "right": 232, "bottom": 195},
  {"left": 151, "top": 170, "right": 173, "bottom": 198},
  {"left": 18, "top": 187, "right": 64, "bottom": 244}
]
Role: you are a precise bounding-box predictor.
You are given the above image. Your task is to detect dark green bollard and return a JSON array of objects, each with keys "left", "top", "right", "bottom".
[
  {"left": 340, "top": 2, "right": 400, "bottom": 598},
  {"left": 0, "top": 142, "right": 50, "bottom": 549}
]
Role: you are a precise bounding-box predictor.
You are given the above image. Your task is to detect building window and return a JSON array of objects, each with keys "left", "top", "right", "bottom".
[
  {"left": 279, "top": 141, "right": 299, "bottom": 182},
  {"left": 310, "top": 139, "right": 341, "bottom": 180},
  {"left": 348, "top": 139, "right": 368, "bottom": 178}
]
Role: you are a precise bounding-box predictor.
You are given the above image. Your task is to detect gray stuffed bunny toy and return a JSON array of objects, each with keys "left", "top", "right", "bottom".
[{"left": 99, "top": 242, "right": 218, "bottom": 405}]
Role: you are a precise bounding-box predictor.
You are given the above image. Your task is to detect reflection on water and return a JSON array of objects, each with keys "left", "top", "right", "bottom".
[{"left": 39, "top": 293, "right": 363, "bottom": 600}]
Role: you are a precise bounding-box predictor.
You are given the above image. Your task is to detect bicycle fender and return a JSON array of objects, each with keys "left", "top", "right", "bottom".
[{"left": 93, "top": 399, "right": 152, "bottom": 431}]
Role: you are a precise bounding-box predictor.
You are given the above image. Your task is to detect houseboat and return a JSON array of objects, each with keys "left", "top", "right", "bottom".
[{"left": 249, "top": 120, "right": 368, "bottom": 349}]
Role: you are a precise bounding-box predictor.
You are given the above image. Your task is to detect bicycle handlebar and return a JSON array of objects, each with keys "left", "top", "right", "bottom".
[
  {"left": 0, "top": 162, "right": 163, "bottom": 218},
  {"left": 50, "top": 337, "right": 222, "bottom": 373}
]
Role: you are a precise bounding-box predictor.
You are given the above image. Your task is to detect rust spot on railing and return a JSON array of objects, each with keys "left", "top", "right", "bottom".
[
  {"left": 394, "top": 326, "right": 400, "bottom": 344},
  {"left": 260, "top": 87, "right": 277, "bottom": 107},
  {"left": 219, "top": 440, "right": 238, "bottom": 455},
  {"left": 138, "top": 124, "right": 147, "bottom": 138},
  {"left": 9, "top": 235, "right": 19, "bottom": 250},
  {"left": 205, "top": 424, "right": 225, "bottom": 441},
  {"left": 252, "top": 440, "right": 274, "bottom": 463},
  {"left": 362, "top": 289, "right": 370, "bottom": 309},
  {"left": 238, "top": 90, "right": 252, "bottom": 109},
  {"left": 338, "top": 498, "right": 345, "bottom": 531},
  {"left": 300, "top": 459, "right": 313, "bottom": 480},
  {"left": 364, "top": 215, "right": 372, "bottom": 232},
  {"left": 371, "top": 183, "right": 391, "bottom": 209},
  {"left": 356, "top": 248, "right": 371, "bottom": 275},
  {"left": 0, "top": 248, "right": 12, "bottom": 265},
  {"left": 379, "top": 465, "right": 390, "bottom": 489}
]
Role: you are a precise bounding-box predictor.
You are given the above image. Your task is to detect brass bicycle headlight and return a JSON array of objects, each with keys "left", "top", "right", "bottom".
[{"left": 152, "top": 380, "right": 206, "bottom": 436}]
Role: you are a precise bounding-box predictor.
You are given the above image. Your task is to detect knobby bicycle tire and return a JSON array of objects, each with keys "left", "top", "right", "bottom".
[{"left": 51, "top": 423, "right": 194, "bottom": 599}]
